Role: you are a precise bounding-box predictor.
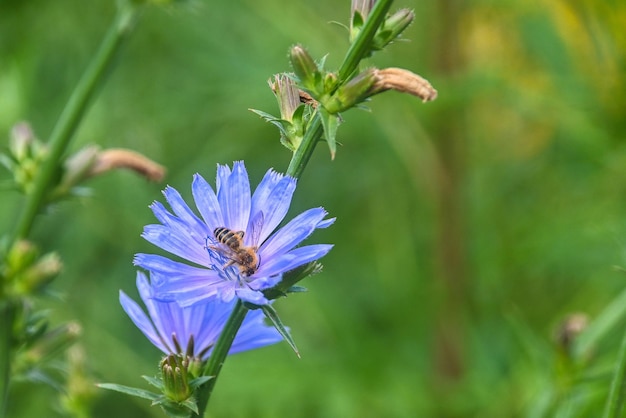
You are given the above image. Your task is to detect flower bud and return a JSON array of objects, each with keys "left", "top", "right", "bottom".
[
  {"left": 349, "top": 0, "right": 375, "bottom": 42},
  {"left": 290, "top": 45, "right": 321, "bottom": 94},
  {"left": 6, "top": 240, "right": 39, "bottom": 277},
  {"left": 18, "top": 252, "right": 63, "bottom": 294},
  {"left": 373, "top": 9, "right": 414, "bottom": 51},
  {"left": 323, "top": 69, "right": 377, "bottom": 113},
  {"left": 9, "top": 122, "right": 35, "bottom": 162},
  {"left": 160, "top": 354, "right": 193, "bottom": 402}
]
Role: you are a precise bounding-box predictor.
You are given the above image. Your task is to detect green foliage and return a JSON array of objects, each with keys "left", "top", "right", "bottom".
[{"left": 1, "top": 0, "right": 626, "bottom": 417}]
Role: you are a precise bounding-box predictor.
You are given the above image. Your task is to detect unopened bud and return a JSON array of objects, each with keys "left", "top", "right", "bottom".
[
  {"left": 6, "top": 240, "right": 39, "bottom": 277},
  {"left": 161, "top": 354, "right": 193, "bottom": 402},
  {"left": 372, "top": 9, "right": 414, "bottom": 51},
  {"left": 10, "top": 122, "right": 36, "bottom": 162},
  {"left": 290, "top": 45, "right": 322, "bottom": 93},
  {"left": 18, "top": 252, "right": 63, "bottom": 294},
  {"left": 323, "top": 69, "right": 377, "bottom": 113}
]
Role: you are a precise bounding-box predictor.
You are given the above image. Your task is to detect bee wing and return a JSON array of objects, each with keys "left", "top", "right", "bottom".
[{"left": 248, "top": 211, "right": 265, "bottom": 247}]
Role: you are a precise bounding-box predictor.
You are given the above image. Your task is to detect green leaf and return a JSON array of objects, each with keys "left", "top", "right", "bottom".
[
  {"left": 142, "top": 374, "right": 164, "bottom": 390},
  {"left": 188, "top": 375, "right": 212, "bottom": 390},
  {"left": 574, "top": 286, "right": 626, "bottom": 359},
  {"left": 261, "top": 304, "right": 300, "bottom": 357},
  {"left": 319, "top": 107, "right": 339, "bottom": 159},
  {"left": 249, "top": 108, "right": 281, "bottom": 122},
  {"left": 97, "top": 382, "right": 161, "bottom": 401}
]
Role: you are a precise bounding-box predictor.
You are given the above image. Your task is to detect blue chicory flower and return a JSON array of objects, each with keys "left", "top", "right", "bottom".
[
  {"left": 120, "top": 272, "right": 284, "bottom": 359},
  {"left": 134, "top": 161, "right": 334, "bottom": 306}
]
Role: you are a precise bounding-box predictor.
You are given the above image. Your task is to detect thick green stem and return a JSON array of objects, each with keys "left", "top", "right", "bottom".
[
  {"left": 196, "top": 2, "right": 396, "bottom": 415},
  {"left": 1, "top": 4, "right": 140, "bottom": 415},
  {"left": 197, "top": 300, "right": 248, "bottom": 417},
  {"left": 0, "top": 300, "right": 17, "bottom": 418},
  {"left": 9, "top": 2, "right": 141, "bottom": 243}
]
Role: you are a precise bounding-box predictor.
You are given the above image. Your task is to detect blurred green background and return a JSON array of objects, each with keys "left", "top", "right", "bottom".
[{"left": 2, "top": 0, "right": 626, "bottom": 416}]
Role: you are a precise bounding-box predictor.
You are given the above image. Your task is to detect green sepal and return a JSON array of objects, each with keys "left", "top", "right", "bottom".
[
  {"left": 287, "top": 285, "right": 308, "bottom": 293},
  {"left": 249, "top": 108, "right": 304, "bottom": 151},
  {"left": 261, "top": 304, "right": 300, "bottom": 357},
  {"left": 319, "top": 107, "right": 340, "bottom": 159}
]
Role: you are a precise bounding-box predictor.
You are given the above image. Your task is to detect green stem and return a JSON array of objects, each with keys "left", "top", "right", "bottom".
[
  {"left": 287, "top": 0, "right": 394, "bottom": 179},
  {"left": 0, "top": 300, "right": 17, "bottom": 418},
  {"left": 196, "top": 2, "right": 396, "bottom": 415},
  {"left": 9, "top": 2, "right": 141, "bottom": 243},
  {"left": 338, "top": 0, "right": 393, "bottom": 81},
  {"left": 603, "top": 327, "right": 626, "bottom": 418},
  {"left": 286, "top": 115, "right": 323, "bottom": 179},
  {"left": 197, "top": 300, "right": 248, "bottom": 417}
]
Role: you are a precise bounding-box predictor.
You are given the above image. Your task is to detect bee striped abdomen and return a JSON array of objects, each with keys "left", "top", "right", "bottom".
[{"left": 214, "top": 227, "right": 244, "bottom": 249}]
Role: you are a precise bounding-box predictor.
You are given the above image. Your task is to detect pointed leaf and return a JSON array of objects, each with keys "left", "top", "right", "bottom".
[
  {"left": 319, "top": 107, "right": 339, "bottom": 160},
  {"left": 141, "top": 375, "right": 164, "bottom": 390},
  {"left": 249, "top": 108, "right": 281, "bottom": 122},
  {"left": 261, "top": 304, "right": 300, "bottom": 357},
  {"left": 189, "top": 376, "right": 212, "bottom": 390},
  {"left": 97, "top": 383, "right": 161, "bottom": 401}
]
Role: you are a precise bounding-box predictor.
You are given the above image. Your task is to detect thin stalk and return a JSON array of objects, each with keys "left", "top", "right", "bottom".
[
  {"left": 196, "top": 300, "right": 248, "bottom": 417},
  {"left": 0, "top": 301, "right": 16, "bottom": 418},
  {"left": 9, "top": 2, "right": 141, "bottom": 244},
  {"left": 603, "top": 327, "right": 626, "bottom": 418}
]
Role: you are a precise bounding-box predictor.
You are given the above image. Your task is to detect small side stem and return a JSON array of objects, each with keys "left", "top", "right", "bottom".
[
  {"left": 0, "top": 300, "right": 17, "bottom": 418},
  {"left": 603, "top": 327, "right": 626, "bottom": 418},
  {"left": 9, "top": 2, "right": 141, "bottom": 244},
  {"left": 196, "top": 300, "right": 248, "bottom": 417}
]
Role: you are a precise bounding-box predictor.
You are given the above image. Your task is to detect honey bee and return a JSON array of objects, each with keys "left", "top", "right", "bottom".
[{"left": 211, "top": 227, "right": 259, "bottom": 276}]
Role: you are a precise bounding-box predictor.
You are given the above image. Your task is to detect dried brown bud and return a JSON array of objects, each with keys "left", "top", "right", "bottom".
[
  {"left": 555, "top": 313, "right": 589, "bottom": 354},
  {"left": 90, "top": 148, "right": 166, "bottom": 182},
  {"left": 372, "top": 67, "right": 438, "bottom": 102}
]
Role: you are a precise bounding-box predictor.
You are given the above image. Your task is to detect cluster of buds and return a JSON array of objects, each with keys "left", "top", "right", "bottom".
[
  {"left": 1, "top": 122, "right": 165, "bottom": 205},
  {"left": 254, "top": 3, "right": 437, "bottom": 159},
  {"left": 350, "top": 0, "right": 414, "bottom": 54},
  {"left": 2, "top": 240, "right": 62, "bottom": 297},
  {"left": 0, "top": 122, "right": 49, "bottom": 195}
]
